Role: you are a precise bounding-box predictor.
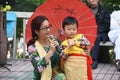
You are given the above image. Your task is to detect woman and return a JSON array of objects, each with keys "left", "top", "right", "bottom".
[{"left": 27, "top": 16, "right": 65, "bottom": 80}]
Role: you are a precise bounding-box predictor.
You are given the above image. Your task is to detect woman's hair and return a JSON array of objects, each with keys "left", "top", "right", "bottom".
[
  {"left": 27, "top": 15, "right": 48, "bottom": 47},
  {"left": 62, "top": 16, "right": 78, "bottom": 30}
]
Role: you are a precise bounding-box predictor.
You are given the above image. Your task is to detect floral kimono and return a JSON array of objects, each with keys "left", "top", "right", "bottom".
[{"left": 28, "top": 41, "right": 65, "bottom": 80}]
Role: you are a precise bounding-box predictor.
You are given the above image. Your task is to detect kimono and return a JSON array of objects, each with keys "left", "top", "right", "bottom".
[
  {"left": 62, "top": 34, "right": 93, "bottom": 80},
  {"left": 28, "top": 40, "right": 65, "bottom": 80}
]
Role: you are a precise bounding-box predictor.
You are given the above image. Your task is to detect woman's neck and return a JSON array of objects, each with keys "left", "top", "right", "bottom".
[{"left": 38, "top": 37, "right": 50, "bottom": 47}]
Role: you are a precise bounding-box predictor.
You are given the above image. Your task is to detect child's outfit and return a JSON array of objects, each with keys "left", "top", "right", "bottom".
[{"left": 62, "top": 34, "right": 93, "bottom": 80}]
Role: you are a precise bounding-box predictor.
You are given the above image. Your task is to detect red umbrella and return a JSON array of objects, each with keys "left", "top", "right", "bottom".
[{"left": 26, "top": 0, "right": 97, "bottom": 50}]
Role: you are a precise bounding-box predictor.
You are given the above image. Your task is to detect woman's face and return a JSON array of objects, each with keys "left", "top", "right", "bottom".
[
  {"left": 64, "top": 24, "right": 77, "bottom": 39},
  {"left": 37, "top": 20, "right": 51, "bottom": 39},
  {"left": 87, "top": 0, "right": 99, "bottom": 8}
]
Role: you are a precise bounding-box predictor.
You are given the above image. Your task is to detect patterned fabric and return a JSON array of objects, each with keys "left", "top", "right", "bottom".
[
  {"left": 35, "top": 41, "right": 52, "bottom": 80},
  {"left": 61, "top": 34, "right": 92, "bottom": 80},
  {"left": 28, "top": 45, "right": 49, "bottom": 80},
  {"left": 28, "top": 43, "right": 65, "bottom": 80},
  {"left": 64, "top": 56, "right": 88, "bottom": 80},
  {"left": 62, "top": 34, "right": 90, "bottom": 55},
  {"left": 28, "top": 45, "right": 48, "bottom": 71}
]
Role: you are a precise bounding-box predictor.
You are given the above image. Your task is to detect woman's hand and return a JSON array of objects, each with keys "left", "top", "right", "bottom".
[
  {"left": 45, "top": 39, "right": 59, "bottom": 63},
  {"left": 49, "top": 39, "right": 59, "bottom": 53},
  {"left": 47, "top": 39, "right": 58, "bottom": 57}
]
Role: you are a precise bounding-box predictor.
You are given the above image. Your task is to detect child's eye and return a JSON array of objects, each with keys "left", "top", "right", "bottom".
[
  {"left": 73, "top": 29, "right": 76, "bottom": 30},
  {"left": 67, "top": 29, "right": 71, "bottom": 30}
]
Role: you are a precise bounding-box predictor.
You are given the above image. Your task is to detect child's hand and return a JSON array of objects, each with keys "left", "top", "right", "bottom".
[
  {"left": 67, "top": 39, "right": 76, "bottom": 49},
  {"left": 61, "top": 53, "right": 69, "bottom": 60}
]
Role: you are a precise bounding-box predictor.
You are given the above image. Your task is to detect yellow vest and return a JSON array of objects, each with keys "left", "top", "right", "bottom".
[{"left": 62, "top": 34, "right": 86, "bottom": 55}]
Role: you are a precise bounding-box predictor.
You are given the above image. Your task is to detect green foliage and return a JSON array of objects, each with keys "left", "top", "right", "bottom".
[
  {"left": 12, "top": 0, "right": 46, "bottom": 12},
  {"left": 16, "top": 19, "right": 23, "bottom": 39},
  {"left": 11, "top": 0, "right": 46, "bottom": 38},
  {"left": 103, "top": 0, "right": 120, "bottom": 12},
  {"left": 81, "top": 0, "right": 120, "bottom": 13},
  {"left": 108, "top": 48, "right": 115, "bottom": 63},
  {"left": 0, "top": 5, "right": 11, "bottom": 11},
  {"left": 81, "top": 0, "right": 87, "bottom": 3},
  {"left": 16, "top": 52, "right": 29, "bottom": 59}
]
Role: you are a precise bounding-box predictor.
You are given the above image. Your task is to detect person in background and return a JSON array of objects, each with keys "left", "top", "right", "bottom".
[
  {"left": 86, "top": 0, "right": 110, "bottom": 69},
  {"left": 61, "top": 16, "right": 93, "bottom": 80},
  {"left": 108, "top": 10, "right": 120, "bottom": 71},
  {"left": 27, "top": 15, "right": 65, "bottom": 80}
]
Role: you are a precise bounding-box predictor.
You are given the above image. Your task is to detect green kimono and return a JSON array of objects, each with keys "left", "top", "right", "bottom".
[{"left": 28, "top": 43, "right": 65, "bottom": 80}]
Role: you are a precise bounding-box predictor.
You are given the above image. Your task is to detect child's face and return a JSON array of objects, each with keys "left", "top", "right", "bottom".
[{"left": 64, "top": 24, "right": 77, "bottom": 39}]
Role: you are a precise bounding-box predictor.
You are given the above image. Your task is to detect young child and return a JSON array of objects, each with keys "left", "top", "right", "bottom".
[{"left": 61, "top": 16, "right": 93, "bottom": 80}]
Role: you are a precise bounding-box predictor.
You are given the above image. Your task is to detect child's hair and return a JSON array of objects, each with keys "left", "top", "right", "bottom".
[{"left": 62, "top": 16, "right": 78, "bottom": 30}]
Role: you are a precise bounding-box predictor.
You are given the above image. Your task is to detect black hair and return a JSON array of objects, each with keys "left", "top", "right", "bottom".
[
  {"left": 27, "top": 15, "right": 48, "bottom": 47},
  {"left": 62, "top": 16, "right": 78, "bottom": 30}
]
